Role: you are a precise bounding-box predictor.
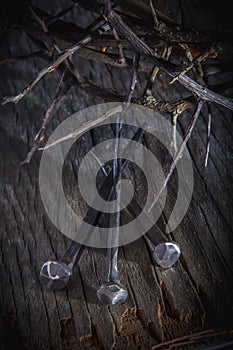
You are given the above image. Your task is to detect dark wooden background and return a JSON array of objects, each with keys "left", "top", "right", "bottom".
[{"left": 0, "top": 1, "right": 233, "bottom": 349}]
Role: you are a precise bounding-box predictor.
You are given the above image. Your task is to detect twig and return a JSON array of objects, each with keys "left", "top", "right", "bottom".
[
  {"left": 141, "top": 43, "right": 189, "bottom": 154},
  {"left": 144, "top": 45, "right": 171, "bottom": 96},
  {"left": 2, "top": 22, "right": 110, "bottom": 105},
  {"left": 136, "top": 95, "right": 193, "bottom": 115},
  {"left": 149, "top": 0, "right": 159, "bottom": 28},
  {"left": 170, "top": 47, "right": 215, "bottom": 84},
  {"left": 20, "top": 144, "right": 42, "bottom": 166},
  {"left": 1, "top": 36, "right": 89, "bottom": 105},
  {"left": 28, "top": 4, "right": 85, "bottom": 85},
  {"left": 34, "top": 73, "right": 66, "bottom": 143},
  {"left": 14, "top": 14, "right": 128, "bottom": 100},
  {"left": 40, "top": 105, "right": 123, "bottom": 151},
  {"left": 204, "top": 103, "right": 212, "bottom": 167},
  {"left": 126, "top": 52, "right": 139, "bottom": 105},
  {"left": 179, "top": 43, "right": 193, "bottom": 63},
  {"left": 29, "top": 4, "right": 48, "bottom": 33},
  {"left": 21, "top": 72, "right": 69, "bottom": 165},
  {"left": 170, "top": 100, "right": 193, "bottom": 153},
  {"left": 179, "top": 43, "right": 206, "bottom": 85},
  {"left": 112, "top": 27, "right": 126, "bottom": 64},
  {"left": 171, "top": 113, "right": 178, "bottom": 153},
  {"left": 76, "top": 47, "right": 130, "bottom": 68},
  {"left": 148, "top": 99, "right": 204, "bottom": 213}
]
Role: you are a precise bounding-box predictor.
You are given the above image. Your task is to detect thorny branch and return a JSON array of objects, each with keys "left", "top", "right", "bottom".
[
  {"left": 204, "top": 103, "right": 212, "bottom": 167},
  {"left": 41, "top": 105, "right": 123, "bottom": 150},
  {"left": 101, "top": 4, "right": 233, "bottom": 110},
  {"left": 148, "top": 99, "right": 204, "bottom": 212},
  {"left": 1, "top": 0, "right": 232, "bottom": 204},
  {"left": 149, "top": 0, "right": 159, "bottom": 28},
  {"left": 1, "top": 2, "right": 233, "bottom": 337},
  {"left": 143, "top": 45, "right": 172, "bottom": 96},
  {"left": 2, "top": 1, "right": 233, "bottom": 110},
  {"left": 126, "top": 52, "right": 140, "bottom": 105},
  {"left": 21, "top": 72, "right": 71, "bottom": 164},
  {"left": 2, "top": 21, "right": 109, "bottom": 105},
  {"left": 169, "top": 46, "right": 216, "bottom": 85}
]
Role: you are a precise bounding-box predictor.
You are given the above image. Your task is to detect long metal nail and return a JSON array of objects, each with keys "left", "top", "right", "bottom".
[
  {"left": 97, "top": 119, "right": 128, "bottom": 306},
  {"left": 39, "top": 241, "right": 83, "bottom": 291},
  {"left": 39, "top": 168, "right": 115, "bottom": 290},
  {"left": 39, "top": 125, "right": 144, "bottom": 291},
  {"left": 126, "top": 197, "right": 181, "bottom": 268},
  {"left": 92, "top": 178, "right": 128, "bottom": 306},
  {"left": 39, "top": 157, "right": 116, "bottom": 291},
  {"left": 97, "top": 184, "right": 128, "bottom": 306},
  {"left": 97, "top": 236, "right": 128, "bottom": 305}
]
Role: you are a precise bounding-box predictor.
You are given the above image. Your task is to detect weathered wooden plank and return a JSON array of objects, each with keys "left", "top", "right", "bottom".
[{"left": 0, "top": 1, "right": 233, "bottom": 349}]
